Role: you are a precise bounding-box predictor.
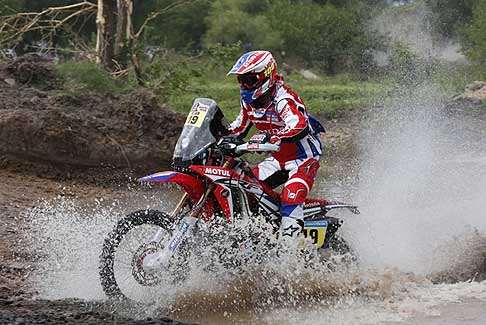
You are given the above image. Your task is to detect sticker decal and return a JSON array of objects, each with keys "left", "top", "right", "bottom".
[
  {"left": 168, "top": 220, "right": 190, "bottom": 252},
  {"left": 185, "top": 102, "right": 209, "bottom": 128},
  {"left": 205, "top": 167, "right": 231, "bottom": 177}
]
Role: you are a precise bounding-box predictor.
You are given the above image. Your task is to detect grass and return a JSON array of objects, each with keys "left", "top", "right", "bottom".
[
  {"left": 57, "top": 61, "right": 134, "bottom": 95},
  {"left": 56, "top": 58, "right": 485, "bottom": 121},
  {"left": 167, "top": 73, "right": 390, "bottom": 121},
  {"left": 54, "top": 59, "right": 389, "bottom": 118}
]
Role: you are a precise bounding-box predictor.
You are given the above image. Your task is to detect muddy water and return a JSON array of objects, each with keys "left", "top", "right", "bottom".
[{"left": 22, "top": 91, "right": 486, "bottom": 324}]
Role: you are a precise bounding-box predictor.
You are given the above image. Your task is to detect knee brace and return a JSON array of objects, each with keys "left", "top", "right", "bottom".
[{"left": 281, "top": 178, "right": 309, "bottom": 205}]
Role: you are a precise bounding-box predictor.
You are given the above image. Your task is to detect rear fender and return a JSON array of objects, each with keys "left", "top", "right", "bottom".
[
  {"left": 304, "top": 198, "right": 360, "bottom": 215},
  {"left": 138, "top": 171, "right": 215, "bottom": 220}
]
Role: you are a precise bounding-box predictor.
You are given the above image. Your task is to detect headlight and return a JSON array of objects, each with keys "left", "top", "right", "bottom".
[{"left": 181, "top": 137, "right": 190, "bottom": 149}]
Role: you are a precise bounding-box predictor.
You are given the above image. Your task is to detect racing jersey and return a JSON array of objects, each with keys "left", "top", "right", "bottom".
[{"left": 229, "top": 82, "right": 323, "bottom": 163}]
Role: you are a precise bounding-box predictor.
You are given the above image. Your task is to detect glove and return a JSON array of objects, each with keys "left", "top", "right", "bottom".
[{"left": 269, "top": 135, "right": 281, "bottom": 146}]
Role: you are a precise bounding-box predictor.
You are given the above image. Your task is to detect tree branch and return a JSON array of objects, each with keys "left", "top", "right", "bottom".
[{"left": 0, "top": 1, "right": 97, "bottom": 48}]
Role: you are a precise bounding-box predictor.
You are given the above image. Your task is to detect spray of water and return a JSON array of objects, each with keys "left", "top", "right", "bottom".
[
  {"left": 23, "top": 186, "right": 180, "bottom": 300},
  {"left": 349, "top": 86, "right": 486, "bottom": 274},
  {"left": 370, "top": 1, "right": 468, "bottom": 73}
]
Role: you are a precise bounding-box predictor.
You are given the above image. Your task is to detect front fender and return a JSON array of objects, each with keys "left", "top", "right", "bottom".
[{"left": 139, "top": 171, "right": 206, "bottom": 206}]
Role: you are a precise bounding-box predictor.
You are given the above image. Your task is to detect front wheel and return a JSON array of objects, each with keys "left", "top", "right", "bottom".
[{"left": 99, "top": 209, "right": 187, "bottom": 303}]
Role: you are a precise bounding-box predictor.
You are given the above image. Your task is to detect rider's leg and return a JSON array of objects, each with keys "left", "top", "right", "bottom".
[
  {"left": 280, "top": 158, "right": 320, "bottom": 238},
  {"left": 253, "top": 156, "right": 282, "bottom": 181}
]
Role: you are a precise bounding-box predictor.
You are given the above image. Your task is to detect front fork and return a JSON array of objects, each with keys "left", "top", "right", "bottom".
[
  {"left": 143, "top": 186, "right": 214, "bottom": 272},
  {"left": 150, "top": 192, "right": 190, "bottom": 243}
]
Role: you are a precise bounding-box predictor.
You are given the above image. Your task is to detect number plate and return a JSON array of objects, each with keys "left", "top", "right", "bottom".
[
  {"left": 185, "top": 103, "right": 209, "bottom": 128},
  {"left": 303, "top": 220, "right": 328, "bottom": 248}
]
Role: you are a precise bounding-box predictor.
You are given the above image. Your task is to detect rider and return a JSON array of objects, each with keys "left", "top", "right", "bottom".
[{"left": 227, "top": 50, "right": 325, "bottom": 239}]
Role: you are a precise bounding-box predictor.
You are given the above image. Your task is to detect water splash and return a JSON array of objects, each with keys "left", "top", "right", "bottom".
[
  {"left": 23, "top": 186, "right": 180, "bottom": 300},
  {"left": 349, "top": 87, "right": 486, "bottom": 274}
]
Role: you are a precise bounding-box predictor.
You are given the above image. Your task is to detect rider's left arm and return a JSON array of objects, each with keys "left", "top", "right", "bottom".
[{"left": 273, "top": 99, "right": 309, "bottom": 143}]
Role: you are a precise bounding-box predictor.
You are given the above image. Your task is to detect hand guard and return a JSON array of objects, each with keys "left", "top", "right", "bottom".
[
  {"left": 249, "top": 132, "right": 270, "bottom": 144},
  {"left": 218, "top": 134, "right": 244, "bottom": 156},
  {"left": 249, "top": 132, "right": 281, "bottom": 146}
]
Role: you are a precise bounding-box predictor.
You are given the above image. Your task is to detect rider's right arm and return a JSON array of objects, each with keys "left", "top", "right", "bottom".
[{"left": 229, "top": 105, "right": 252, "bottom": 139}]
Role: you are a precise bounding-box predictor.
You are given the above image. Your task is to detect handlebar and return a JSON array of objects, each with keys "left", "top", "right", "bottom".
[{"left": 235, "top": 142, "right": 280, "bottom": 154}]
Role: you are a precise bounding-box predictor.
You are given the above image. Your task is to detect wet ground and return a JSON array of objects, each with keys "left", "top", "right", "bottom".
[{"left": 0, "top": 169, "right": 195, "bottom": 324}]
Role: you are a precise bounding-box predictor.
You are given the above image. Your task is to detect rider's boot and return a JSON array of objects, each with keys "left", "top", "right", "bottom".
[
  {"left": 280, "top": 216, "right": 303, "bottom": 239},
  {"left": 280, "top": 206, "right": 317, "bottom": 261},
  {"left": 280, "top": 203, "right": 304, "bottom": 245}
]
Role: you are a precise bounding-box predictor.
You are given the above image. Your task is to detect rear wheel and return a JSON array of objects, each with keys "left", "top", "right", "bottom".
[
  {"left": 327, "top": 235, "right": 353, "bottom": 255},
  {"left": 99, "top": 209, "right": 188, "bottom": 303},
  {"left": 321, "top": 235, "right": 357, "bottom": 269}
]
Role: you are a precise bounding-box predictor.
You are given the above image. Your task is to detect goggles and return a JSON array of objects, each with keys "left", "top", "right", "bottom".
[{"left": 237, "top": 74, "right": 264, "bottom": 90}]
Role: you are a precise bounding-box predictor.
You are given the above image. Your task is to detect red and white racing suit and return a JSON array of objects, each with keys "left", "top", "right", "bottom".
[{"left": 229, "top": 80, "right": 323, "bottom": 235}]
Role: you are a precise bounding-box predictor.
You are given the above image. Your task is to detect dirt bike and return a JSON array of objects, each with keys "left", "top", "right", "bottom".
[{"left": 99, "top": 98, "right": 359, "bottom": 302}]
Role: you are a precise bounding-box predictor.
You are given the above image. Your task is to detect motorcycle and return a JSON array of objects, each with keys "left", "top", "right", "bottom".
[{"left": 99, "top": 98, "right": 359, "bottom": 302}]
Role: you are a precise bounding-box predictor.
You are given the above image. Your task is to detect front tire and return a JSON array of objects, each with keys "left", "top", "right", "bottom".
[{"left": 99, "top": 209, "right": 175, "bottom": 302}]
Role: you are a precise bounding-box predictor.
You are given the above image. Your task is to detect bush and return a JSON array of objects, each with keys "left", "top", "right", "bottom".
[
  {"left": 424, "top": 0, "right": 476, "bottom": 38},
  {"left": 203, "top": 0, "right": 280, "bottom": 50},
  {"left": 267, "top": 1, "right": 381, "bottom": 74},
  {"left": 206, "top": 42, "right": 243, "bottom": 74},
  {"left": 203, "top": 0, "right": 382, "bottom": 75},
  {"left": 461, "top": 0, "right": 486, "bottom": 65},
  {"left": 57, "top": 61, "right": 127, "bottom": 94},
  {"left": 143, "top": 51, "right": 204, "bottom": 102},
  {"left": 138, "top": 0, "right": 211, "bottom": 51}
]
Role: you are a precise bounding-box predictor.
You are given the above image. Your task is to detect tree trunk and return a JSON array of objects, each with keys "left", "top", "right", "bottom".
[
  {"left": 114, "top": 0, "right": 128, "bottom": 68},
  {"left": 96, "top": 0, "right": 117, "bottom": 69}
]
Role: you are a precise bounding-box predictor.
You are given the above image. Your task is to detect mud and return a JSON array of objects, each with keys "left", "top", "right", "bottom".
[{"left": 0, "top": 299, "right": 190, "bottom": 325}]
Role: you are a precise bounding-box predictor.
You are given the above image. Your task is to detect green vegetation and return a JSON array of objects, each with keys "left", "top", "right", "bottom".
[
  {"left": 57, "top": 61, "right": 133, "bottom": 95},
  {"left": 461, "top": 0, "right": 486, "bottom": 65},
  {"left": 53, "top": 55, "right": 389, "bottom": 120},
  {"left": 2, "top": 0, "right": 485, "bottom": 114},
  {"left": 0, "top": 0, "right": 385, "bottom": 75},
  {"left": 158, "top": 69, "right": 389, "bottom": 120},
  {"left": 424, "top": 0, "right": 477, "bottom": 38},
  {"left": 204, "top": 0, "right": 383, "bottom": 74},
  {"left": 289, "top": 76, "right": 387, "bottom": 117}
]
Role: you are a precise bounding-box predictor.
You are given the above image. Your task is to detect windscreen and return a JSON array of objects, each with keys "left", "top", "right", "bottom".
[{"left": 173, "top": 98, "right": 221, "bottom": 161}]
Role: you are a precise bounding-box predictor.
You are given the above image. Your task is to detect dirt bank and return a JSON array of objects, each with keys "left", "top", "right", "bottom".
[{"left": 0, "top": 56, "right": 185, "bottom": 178}]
